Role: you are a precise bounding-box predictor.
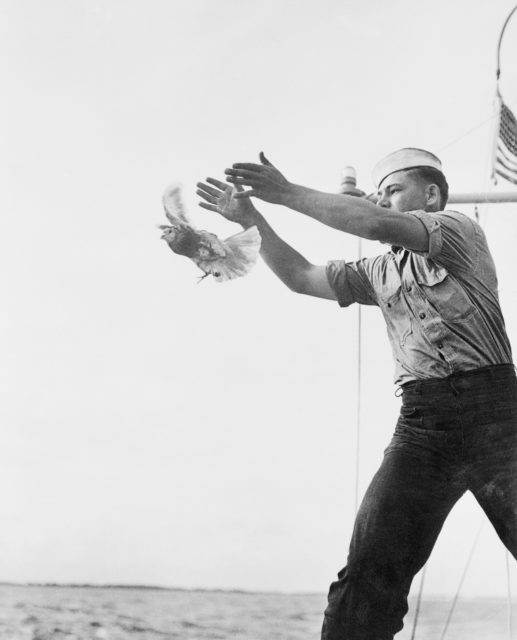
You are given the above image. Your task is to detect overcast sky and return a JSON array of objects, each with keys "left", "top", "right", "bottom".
[{"left": 2, "top": 0, "right": 517, "bottom": 598}]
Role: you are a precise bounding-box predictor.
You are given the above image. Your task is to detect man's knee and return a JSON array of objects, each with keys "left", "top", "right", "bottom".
[{"left": 324, "top": 562, "right": 408, "bottom": 636}]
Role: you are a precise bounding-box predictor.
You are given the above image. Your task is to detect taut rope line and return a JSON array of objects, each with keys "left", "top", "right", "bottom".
[
  {"left": 410, "top": 565, "right": 427, "bottom": 640},
  {"left": 440, "top": 521, "right": 484, "bottom": 640}
]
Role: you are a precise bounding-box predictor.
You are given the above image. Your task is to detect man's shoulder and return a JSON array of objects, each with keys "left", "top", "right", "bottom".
[
  {"left": 410, "top": 209, "right": 483, "bottom": 244},
  {"left": 441, "top": 209, "right": 476, "bottom": 222},
  {"left": 417, "top": 208, "right": 478, "bottom": 228}
]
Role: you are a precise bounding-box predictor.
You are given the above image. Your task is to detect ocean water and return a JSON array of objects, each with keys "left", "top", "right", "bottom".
[{"left": 0, "top": 584, "right": 514, "bottom": 640}]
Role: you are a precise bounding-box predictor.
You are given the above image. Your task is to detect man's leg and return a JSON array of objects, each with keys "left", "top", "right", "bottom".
[
  {"left": 322, "top": 437, "right": 464, "bottom": 640},
  {"left": 469, "top": 418, "right": 517, "bottom": 559}
]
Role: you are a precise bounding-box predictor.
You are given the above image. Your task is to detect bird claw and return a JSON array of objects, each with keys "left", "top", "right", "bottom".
[{"left": 197, "top": 272, "right": 211, "bottom": 283}]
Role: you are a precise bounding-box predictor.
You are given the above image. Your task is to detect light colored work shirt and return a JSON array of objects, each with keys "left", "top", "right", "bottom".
[{"left": 326, "top": 210, "right": 513, "bottom": 386}]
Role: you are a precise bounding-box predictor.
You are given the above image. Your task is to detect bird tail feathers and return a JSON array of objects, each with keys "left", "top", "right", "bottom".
[{"left": 199, "top": 226, "right": 261, "bottom": 282}]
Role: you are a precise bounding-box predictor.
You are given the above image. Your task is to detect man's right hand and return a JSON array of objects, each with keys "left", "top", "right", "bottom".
[
  {"left": 198, "top": 177, "right": 336, "bottom": 300},
  {"left": 197, "top": 178, "right": 257, "bottom": 228}
]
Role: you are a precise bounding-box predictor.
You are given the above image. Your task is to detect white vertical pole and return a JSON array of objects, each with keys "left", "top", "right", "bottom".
[
  {"left": 339, "top": 167, "right": 365, "bottom": 515},
  {"left": 355, "top": 237, "right": 362, "bottom": 515}
]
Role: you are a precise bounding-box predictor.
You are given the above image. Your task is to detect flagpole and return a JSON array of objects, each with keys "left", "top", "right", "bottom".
[
  {"left": 496, "top": 5, "right": 517, "bottom": 84},
  {"left": 339, "top": 168, "right": 365, "bottom": 516},
  {"left": 448, "top": 192, "right": 517, "bottom": 204}
]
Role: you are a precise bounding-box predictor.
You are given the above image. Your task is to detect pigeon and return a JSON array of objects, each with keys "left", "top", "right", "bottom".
[{"left": 159, "top": 183, "right": 261, "bottom": 282}]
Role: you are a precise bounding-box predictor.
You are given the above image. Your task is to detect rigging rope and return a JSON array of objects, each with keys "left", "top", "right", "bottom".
[
  {"left": 436, "top": 97, "right": 517, "bottom": 156},
  {"left": 506, "top": 550, "right": 514, "bottom": 640},
  {"left": 440, "top": 520, "right": 484, "bottom": 640},
  {"left": 410, "top": 565, "right": 427, "bottom": 640}
]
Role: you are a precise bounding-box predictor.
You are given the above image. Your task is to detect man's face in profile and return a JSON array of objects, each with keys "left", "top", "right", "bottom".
[{"left": 376, "top": 170, "right": 430, "bottom": 213}]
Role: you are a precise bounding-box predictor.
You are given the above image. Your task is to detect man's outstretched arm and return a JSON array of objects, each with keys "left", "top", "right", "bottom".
[
  {"left": 225, "top": 152, "right": 429, "bottom": 251},
  {"left": 196, "top": 178, "right": 336, "bottom": 300}
]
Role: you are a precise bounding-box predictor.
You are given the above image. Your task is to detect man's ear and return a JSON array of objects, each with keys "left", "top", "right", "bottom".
[{"left": 426, "top": 183, "right": 440, "bottom": 208}]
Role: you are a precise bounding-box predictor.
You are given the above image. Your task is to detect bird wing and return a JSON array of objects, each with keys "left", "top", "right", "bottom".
[
  {"left": 197, "top": 225, "right": 261, "bottom": 282},
  {"left": 162, "top": 183, "right": 192, "bottom": 226}
]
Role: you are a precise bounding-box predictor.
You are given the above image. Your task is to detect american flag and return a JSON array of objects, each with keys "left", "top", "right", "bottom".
[{"left": 493, "top": 98, "right": 517, "bottom": 185}]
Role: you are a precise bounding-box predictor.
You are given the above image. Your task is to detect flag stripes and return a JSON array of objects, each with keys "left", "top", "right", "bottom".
[{"left": 495, "top": 101, "right": 517, "bottom": 185}]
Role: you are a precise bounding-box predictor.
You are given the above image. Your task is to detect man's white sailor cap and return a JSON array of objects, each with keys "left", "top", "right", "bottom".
[{"left": 372, "top": 148, "right": 443, "bottom": 189}]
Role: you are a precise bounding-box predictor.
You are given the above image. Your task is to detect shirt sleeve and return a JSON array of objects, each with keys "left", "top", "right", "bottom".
[
  {"left": 409, "top": 209, "right": 480, "bottom": 274},
  {"left": 326, "top": 259, "right": 379, "bottom": 307}
]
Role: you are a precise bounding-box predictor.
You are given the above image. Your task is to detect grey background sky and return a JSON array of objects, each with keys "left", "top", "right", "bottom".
[{"left": 2, "top": 0, "right": 517, "bottom": 597}]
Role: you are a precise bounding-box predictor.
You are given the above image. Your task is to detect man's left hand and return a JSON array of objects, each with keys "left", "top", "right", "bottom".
[{"left": 225, "top": 152, "right": 291, "bottom": 204}]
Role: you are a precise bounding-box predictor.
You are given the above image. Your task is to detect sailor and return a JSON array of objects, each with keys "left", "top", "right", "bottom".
[{"left": 197, "top": 148, "right": 517, "bottom": 639}]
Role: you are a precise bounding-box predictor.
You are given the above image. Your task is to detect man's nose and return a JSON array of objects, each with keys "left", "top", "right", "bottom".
[{"left": 377, "top": 194, "right": 391, "bottom": 208}]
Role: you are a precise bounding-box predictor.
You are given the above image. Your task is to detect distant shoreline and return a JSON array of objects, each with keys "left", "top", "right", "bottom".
[
  {"left": 0, "top": 582, "right": 321, "bottom": 596},
  {"left": 0, "top": 582, "right": 511, "bottom": 601}
]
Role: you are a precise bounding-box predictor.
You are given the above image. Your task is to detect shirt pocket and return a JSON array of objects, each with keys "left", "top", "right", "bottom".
[
  {"left": 415, "top": 267, "right": 477, "bottom": 323},
  {"left": 380, "top": 285, "right": 413, "bottom": 346}
]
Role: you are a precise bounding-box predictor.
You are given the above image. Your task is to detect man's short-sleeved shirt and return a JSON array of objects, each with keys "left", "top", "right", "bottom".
[{"left": 326, "top": 210, "right": 513, "bottom": 386}]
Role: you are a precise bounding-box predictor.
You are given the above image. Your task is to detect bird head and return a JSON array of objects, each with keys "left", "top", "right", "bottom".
[{"left": 158, "top": 224, "right": 178, "bottom": 241}]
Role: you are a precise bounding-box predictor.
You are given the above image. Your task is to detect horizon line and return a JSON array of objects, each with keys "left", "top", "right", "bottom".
[{"left": 0, "top": 582, "right": 510, "bottom": 600}]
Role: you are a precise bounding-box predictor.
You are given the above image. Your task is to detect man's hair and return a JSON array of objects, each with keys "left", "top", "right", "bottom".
[{"left": 406, "top": 167, "right": 449, "bottom": 209}]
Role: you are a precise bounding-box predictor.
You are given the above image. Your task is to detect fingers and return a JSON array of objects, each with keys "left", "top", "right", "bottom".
[
  {"left": 225, "top": 168, "right": 260, "bottom": 179},
  {"left": 196, "top": 187, "right": 218, "bottom": 205},
  {"left": 259, "top": 151, "right": 273, "bottom": 166},
  {"left": 198, "top": 202, "right": 219, "bottom": 212},
  {"left": 226, "top": 176, "right": 255, "bottom": 187},
  {"left": 206, "top": 177, "right": 228, "bottom": 191},
  {"left": 196, "top": 165, "right": 263, "bottom": 203},
  {"left": 225, "top": 161, "right": 274, "bottom": 190},
  {"left": 225, "top": 169, "right": 260, "bottom": 188},
  {"left": 233, "top": 189, "right": 256, "bottom": 199},
  {"left": 196, "top": 182, "right": 221, "bottom": 198},
  {"left": 229, "top": 163, "right": 265, "bottom": 171}
]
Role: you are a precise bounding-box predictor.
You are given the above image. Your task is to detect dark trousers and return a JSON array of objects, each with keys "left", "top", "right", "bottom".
[{"left": 321, "top": 364, "right": 517, "bottom": 640}]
